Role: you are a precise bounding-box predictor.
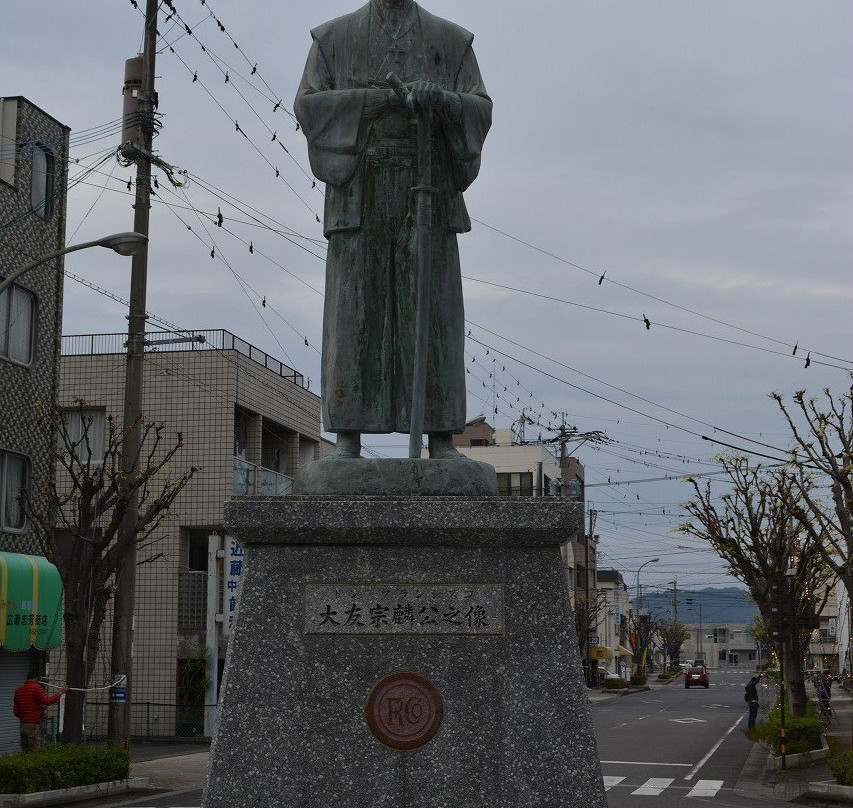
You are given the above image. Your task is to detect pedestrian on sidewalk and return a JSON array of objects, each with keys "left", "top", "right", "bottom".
[
  {"left": 13, "top": 668, "right": 68, "bottom": 751},
  {"left": 745, "top": 672, "right": 763, "bottom": 729},
  {"left": 817, "top": 670, "right": 833, "bottom": 717}
]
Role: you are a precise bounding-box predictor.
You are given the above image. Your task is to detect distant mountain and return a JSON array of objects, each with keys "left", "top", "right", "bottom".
[{"left": 642, "top": 586, "right": 758, "bottom": 627}]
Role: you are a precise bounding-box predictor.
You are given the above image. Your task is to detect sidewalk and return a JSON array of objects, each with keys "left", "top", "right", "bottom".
[
  {"left": 130, "top": 748, "right": 209, "bottom": 792},
  {"left": 735, "top": 685, "right": 853, "bottom": 805}
]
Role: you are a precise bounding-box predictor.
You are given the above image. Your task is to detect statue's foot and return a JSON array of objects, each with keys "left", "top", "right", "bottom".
[
  {"left": 428, "top": 433, "right": 461, "bottom": 460},
  {"left": 325, "top": 431, "right": 362, "bottom": 459}
]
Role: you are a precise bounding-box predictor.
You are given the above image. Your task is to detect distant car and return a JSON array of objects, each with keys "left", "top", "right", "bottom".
[
  {"left": 693, "top": 658, "right": 706, "bottom": 668},
  {"left": 595, "top": 667, "right": 624, "bottom": 685},
  {"left": 685, "top": 666, "right": 709, "bottom": 689}
]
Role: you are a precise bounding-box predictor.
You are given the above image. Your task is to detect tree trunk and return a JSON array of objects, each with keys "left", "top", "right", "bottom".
[
  {"left": 61, "top": 615, "right": 89, "bottom": 744},
  {"left": 784, "top": 635, "right": 808, "bottom": 718}
]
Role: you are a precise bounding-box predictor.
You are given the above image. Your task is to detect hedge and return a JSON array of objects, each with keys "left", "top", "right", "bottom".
[
  {"left": 0, "top": 742, "right": 129, "bottom": 794},
  {"left": 604, "top": 678, "right": 628, "bottom": 690},
  {"left": 829, "top": 750, "right": 853, "bottom": 785},
  {"left": 630, "top": 673, "right": 647, "bottom": 686},
  {"left": 746, "top": 699, "right": 823, "bottom": 756}
]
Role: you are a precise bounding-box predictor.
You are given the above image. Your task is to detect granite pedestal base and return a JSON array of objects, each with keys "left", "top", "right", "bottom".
[{"left": 202, "top": 497, "right": 607, "bottom": 808}]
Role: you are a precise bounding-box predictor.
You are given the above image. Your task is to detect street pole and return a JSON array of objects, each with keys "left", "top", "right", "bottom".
[
  {"left": 108, "top": 0, "right": 158, "bottom": 744},
  {"left": 584, "top": 509, "right": 596, "bottom": 685}
]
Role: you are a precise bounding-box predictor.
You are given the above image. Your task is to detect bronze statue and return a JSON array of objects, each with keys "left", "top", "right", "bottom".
[{"left": 296, "top": 0, "right": 492, "bottom": 459}]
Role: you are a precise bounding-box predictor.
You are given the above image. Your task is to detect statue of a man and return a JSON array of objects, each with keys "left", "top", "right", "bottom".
[{"left": 295, "top": 0, "right": 492, "bottom": 459}]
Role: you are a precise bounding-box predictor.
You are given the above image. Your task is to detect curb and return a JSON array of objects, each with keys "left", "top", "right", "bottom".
[
  {"left": 620, "top": 685, "right": 652, "bottom": 696},
  {"left": 768, "top": 737, "right": 831, "bottom": 771},
  {"left": 0, "top": 777, "right": 149, "bottom": 807},
  {"left": 803, "top": 781, "right": 853, "bottom": 804}
]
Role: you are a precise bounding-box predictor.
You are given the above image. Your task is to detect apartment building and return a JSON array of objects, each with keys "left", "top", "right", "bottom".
[
  {"left": 594, "top": 569, "right": 632, "bottom": 678},
  {"left": 59, "top": 330, "right": 321, "bottom": 737},
  {"left": 0, "top": 97, "right": 69, "bottom": 753}
]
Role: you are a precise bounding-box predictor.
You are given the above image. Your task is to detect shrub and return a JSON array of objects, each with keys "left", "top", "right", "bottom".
[
  {"left": 0, "top": 742, "right": 129, "bottom": 794},
  {"left": 630, "top": 673, "right": 646, "bottom": 686},
  {"left": 829, "top": 750, "right": 853, "bottom": 785},
  {"left": 747, "top": 698, "right": 823, "bottom": 756},
  {"left": 604, "top": 678, "right": 628, "bottom": 690},
  {"left": 657, "top": 673, "right": 672, "bottom": 681}
]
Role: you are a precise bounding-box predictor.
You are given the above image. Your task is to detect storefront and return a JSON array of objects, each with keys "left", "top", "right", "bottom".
[{"left": 0, "top": 552, "right": 63, "bottom": 755}]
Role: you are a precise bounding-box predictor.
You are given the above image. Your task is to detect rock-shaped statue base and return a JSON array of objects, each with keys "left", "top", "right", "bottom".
[{"left": 295, "top": 457, "right": 498, "bottom": 496}]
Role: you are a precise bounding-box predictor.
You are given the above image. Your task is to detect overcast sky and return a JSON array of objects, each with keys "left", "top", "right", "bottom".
[{"left": 3, "top": 1, "right": 851, "bottom": 608}]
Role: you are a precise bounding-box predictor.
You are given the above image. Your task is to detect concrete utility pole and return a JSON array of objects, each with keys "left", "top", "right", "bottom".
[
  {"left": 108, "top": 0, "right": 158, "bottom": 743},
  {"left": 584, "top": 508, "right": 597, "bottom": 682}
]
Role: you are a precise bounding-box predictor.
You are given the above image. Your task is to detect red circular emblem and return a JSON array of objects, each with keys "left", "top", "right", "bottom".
[{"left": 364, "top": 671, "right": 444, "bottom": 750}]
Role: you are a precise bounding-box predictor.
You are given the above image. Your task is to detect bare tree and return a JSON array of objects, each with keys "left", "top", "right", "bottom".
[
  {"left": 23, "top": 401, "right": 198, "bottom": 744},
  {"left": 678, "top": 455, "right": 831, "bottom": 716},
  {"left": 628, "top": 610, "right": 658, "bottom": 681},
  {"left": 772, "top": 383, "right": 853, "bottom": 630},
  {"left": 656, "top": 618, "right": 690, "bottom": 670},
  {"left": 572, "top": 591, "right": 607, "bottom": 684}
]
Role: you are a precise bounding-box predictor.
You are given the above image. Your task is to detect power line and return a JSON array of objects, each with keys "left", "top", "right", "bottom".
[{"left": 470, "top": 216, "right": 853, "bottom": 368}]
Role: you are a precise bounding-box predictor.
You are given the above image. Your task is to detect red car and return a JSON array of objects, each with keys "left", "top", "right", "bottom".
[{"left": 684, "top": 665, "right": 709, "bottom": 688}]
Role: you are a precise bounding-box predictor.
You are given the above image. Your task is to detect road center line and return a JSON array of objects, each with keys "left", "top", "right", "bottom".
[
  {"left": 684, "top": 715, "right": 744, "bottom": 781},
  {"left": 601, "top": 760, "right": 692, "bottom": 767}
]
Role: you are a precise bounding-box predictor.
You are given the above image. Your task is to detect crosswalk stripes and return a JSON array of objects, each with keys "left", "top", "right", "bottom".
[
  {"left": 686, "top": 780, "right": 725, "bottom": 797},
  {"left": 602, "top": 775, "right": 725, "bottom": 798},
  {"left": 631, "top": 777, "right": 674, "bottom": 795},
  {"left": 603, "top": 775, "right": 625, "bottom": 791}
]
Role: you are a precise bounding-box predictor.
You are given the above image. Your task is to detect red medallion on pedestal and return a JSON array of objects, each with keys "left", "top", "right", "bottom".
[{"left": 364, "top": 671, "right": 444, "bottom": 750}]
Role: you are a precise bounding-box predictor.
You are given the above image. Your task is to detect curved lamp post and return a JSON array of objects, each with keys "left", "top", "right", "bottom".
[
  {"left": 0, "top": 232, "right": 148, "bottom": 295},
  {"left": 635, "top": 557, "right": 660, "bottom": 615}
]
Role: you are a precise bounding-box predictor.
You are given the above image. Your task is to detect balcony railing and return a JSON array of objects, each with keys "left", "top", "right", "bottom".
[
  {"left": 233, "top": 457, "right": 293, "bottom": 497},
  {"left": 61, "top": 329, "right": 306, "bottom": 388}
]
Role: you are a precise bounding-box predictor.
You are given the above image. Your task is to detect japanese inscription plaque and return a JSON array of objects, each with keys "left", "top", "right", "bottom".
[
  {"left": 304, "top": 583, "right": 505, "bottom": 636},
  {"left": 365, "top": 671, "right": 444, "bottom": 751}
]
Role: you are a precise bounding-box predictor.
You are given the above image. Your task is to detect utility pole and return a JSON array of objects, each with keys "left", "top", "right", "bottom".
[
  {"left": 672, "top": 578, "right": 678, "bottom": 624},
  {"left": 584, "top": 508, "right": 597, "bottom": 684},
  {"left": 108, "top": 0, "right": 158, "bottom": 743}
]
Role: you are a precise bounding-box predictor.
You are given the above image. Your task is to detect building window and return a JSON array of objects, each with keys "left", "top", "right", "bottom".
[
  {"left": 575, "top": 565, "right": 586, "bottom": 589},
  {"left": 186, "top": 529, "right": 209, "bottom": 571},
  {"left": 61, "top": 408, "right": 106, "bottom": 464},
  {"left": 1, "top": 450, "right": 30, "bottom": 531},
  {"left": 0, "top": 283, "right": 36, "bottom": 365},
  {"left": 30, "top": 144, "right": 55, "bottom": 219},
  {"left": 497, "top": 471, "right": 533, "bottom": 497}
]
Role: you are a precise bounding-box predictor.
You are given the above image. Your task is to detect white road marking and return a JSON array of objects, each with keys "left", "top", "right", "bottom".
[
  {"left": 632, "top": 777, "right": 674, "bottom": 795},
  {"left": 684, "top": 715, "right": 744, "bottom": 781},
  {"left": 669, "top": 717, "right": 707, "bottom": 723},
  {"left": 686, "top": 779, "right": 724, "bottom": 798},
  {"left": 603, "top": 775, "right": 625, "bottom": 791},
  {"left": 601, "top": 760, "right": 691, "bottom": 767}
]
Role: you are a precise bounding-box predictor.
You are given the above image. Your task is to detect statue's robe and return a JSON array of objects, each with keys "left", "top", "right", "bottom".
[{"left": 295, "top": 1, "right": 492, "bottom": 434}]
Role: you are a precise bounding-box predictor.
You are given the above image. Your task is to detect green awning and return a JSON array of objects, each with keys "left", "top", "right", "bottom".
[{"left": 0, "top": 552, "right": 63, "bottom": 650}]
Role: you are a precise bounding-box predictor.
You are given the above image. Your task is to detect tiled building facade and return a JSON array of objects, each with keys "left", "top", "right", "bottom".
[
  {"left": 0, "top": 96, "right": 69, "bottom": 556},
  {"left": 59, "top": 332, "right": 322, "bottom": 737},
  {"left": 1, "top": 98, "right": 69, "bottom": 753}
]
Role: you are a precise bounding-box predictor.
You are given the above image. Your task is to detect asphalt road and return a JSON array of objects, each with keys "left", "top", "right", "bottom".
[{"left": 595, "top": 668, "right": 787, "bottom": 807}]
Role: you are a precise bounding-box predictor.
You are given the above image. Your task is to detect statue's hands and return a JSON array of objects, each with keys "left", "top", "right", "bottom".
[
  {"left": 406, "top": 81, "right": 462, "bottom": 120},
  {"left": 364, "top": 89, "right": 395, "bottom": 120}
]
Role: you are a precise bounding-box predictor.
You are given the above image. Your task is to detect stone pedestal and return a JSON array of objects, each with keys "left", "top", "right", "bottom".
[{"left": 202, "top": 497, "right": 607, "bottom": 808}]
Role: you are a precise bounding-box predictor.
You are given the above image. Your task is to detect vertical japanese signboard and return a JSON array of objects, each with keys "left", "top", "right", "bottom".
[{"left": 221, "top": 537, "right": 244, "bottom": 636}]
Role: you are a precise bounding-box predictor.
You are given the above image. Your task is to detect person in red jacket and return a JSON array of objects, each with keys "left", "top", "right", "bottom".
[{"left": 13, "top": 669, "right": 68, "bottom": 751}]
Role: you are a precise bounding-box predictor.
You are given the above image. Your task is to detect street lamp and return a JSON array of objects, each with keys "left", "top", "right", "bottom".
[
  {"left": 635, "top": 558, "right": 660, "bottom": 615},
  {"left": 0, "top": 232, "right": 147, "bottom": 295}
]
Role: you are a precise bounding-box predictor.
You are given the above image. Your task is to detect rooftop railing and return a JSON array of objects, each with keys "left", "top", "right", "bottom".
[{"left": 61, "top": 329, "right": 305, "bottom": 387}]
